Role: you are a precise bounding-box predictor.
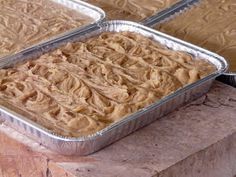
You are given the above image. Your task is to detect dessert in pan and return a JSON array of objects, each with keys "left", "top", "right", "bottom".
[
  {"left": 0, "top": 31, "right": 215, "bottom": 137},
  {"left": 0, "top": 0, "right": 93, "bottom": 58},
  {"left": 83, "top": 0, "right": 180, "bottom": 21},
  {"left": 155, "top": 0, "right": 236, "bottom": 72}
]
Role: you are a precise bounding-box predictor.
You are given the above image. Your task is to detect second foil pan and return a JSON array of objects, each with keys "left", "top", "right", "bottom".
[
  {"left": 0, "top": 0, "right": 105, "bottom": 60},
  {"left": 0, "top": 21, "right": 227, "bottom": 155}
]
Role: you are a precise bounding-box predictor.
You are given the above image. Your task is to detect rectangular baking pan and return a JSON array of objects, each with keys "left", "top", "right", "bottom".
[
  {"left": 0, "top": 21, "right": 228, "bottom": 155},
  {"left": 0, "top": 0, "right": 105, "bottom": 60}
]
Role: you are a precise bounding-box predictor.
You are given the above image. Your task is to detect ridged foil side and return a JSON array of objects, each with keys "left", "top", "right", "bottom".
[{"left": 141, "top": 0, "right": 200, "bottom": 27}]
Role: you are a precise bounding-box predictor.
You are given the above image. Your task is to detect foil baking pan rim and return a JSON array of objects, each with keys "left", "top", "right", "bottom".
[{"left": 141, "top": 0, "right": 200, "bottom": 27}]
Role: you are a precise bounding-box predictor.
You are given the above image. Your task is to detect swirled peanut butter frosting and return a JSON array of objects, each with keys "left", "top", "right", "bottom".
[
  {"left": 0, "top": 0, "right": 92, "bottom": 58},
  {"left": 84, "top": 0, "right": 179, "bottom": 21},
  {"left": 155, "top": 0, "right": 236, "bottom": 71},
  {"left": 0, "top": 32, "right": 215, "bottom": 137}
]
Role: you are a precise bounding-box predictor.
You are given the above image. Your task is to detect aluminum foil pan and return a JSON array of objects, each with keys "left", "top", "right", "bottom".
[
  {"left": 0, "top": 0, "right": 105, "bottom": 61},
  {"left": 142, "top": 0, "right": 200, "bottom": 27},
  {"left": 0, "top": 21, "right": 228, "bottom": 155}
]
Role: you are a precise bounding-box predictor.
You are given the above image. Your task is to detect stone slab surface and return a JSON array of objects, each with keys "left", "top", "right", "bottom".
[{"left": 0, "top": 81, "right": 236, "bottom": 177}]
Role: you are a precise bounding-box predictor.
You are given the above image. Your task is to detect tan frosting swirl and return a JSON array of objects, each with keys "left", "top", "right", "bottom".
[
  {"left": 0, "top": 0, "right": 92, "bottom": 58},
  {"left": 0, "top": 32, "right": 215, "bottom": 137},
  {"left": 84, "top": 0, "right": 180, "bottom": 21},
  {"left": 156, "top": 0, "right": 236, "bottom": 71}
]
